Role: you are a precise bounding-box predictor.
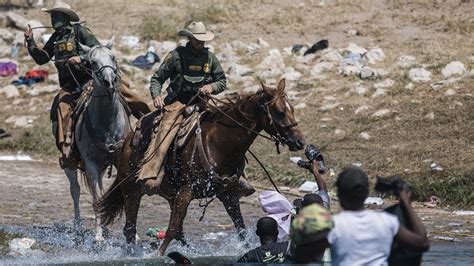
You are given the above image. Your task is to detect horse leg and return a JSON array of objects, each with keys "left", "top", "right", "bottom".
[
  {"left": 123, "top": 190, "right": 142, "bottom": 244},
  {"left": 159, "top": 187, "right": 192, "bottom": 256},
  {"left": 64, "top": 168, "right": 81, "bottom": 231},
  {"left": 84, "top": 161, "right": 106, "bottom": 241},
  {"left": 219, "top": 194, "right": 246, "bottom": 241}
]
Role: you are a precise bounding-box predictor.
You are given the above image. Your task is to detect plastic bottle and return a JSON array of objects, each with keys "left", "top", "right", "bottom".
[{"left": 146, "top": 227, "right": 167, "bottom": 240}]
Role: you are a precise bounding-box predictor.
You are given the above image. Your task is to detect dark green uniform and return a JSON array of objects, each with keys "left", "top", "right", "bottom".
[
  {"left": 150, "top": 42, "right": 227, "bottom": 104},
  {"left": 27, "top": 24, "right": 100, "bottom": 91}
]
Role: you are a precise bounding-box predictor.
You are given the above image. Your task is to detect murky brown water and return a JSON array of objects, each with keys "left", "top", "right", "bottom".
[{"left": 0, "top": 160, "right": 472, "bottom": 264}]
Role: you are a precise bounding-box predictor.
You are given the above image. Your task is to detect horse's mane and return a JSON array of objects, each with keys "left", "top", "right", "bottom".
[{"left": 203, "top": 91, "right": 264, "bottom": 122}]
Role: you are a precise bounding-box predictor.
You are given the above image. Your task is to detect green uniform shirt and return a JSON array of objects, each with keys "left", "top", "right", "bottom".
[
  {"left": 27, "top": 24, "right": 100, "bottom": 90},
  {"left": 149, "top": 43, "right": 227, "bottom": 100}
]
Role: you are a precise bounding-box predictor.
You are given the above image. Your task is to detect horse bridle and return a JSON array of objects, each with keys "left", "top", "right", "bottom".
[
  {"left": 259, "top": 96, "right": 298, "bottom": 151},
  {"left": 89, "top": 47, "right": 119, "bottom": 97}
]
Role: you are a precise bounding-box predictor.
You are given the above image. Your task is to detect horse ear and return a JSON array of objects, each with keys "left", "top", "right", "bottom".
[
  {"left": 260, "top": 80, "right": 271, "bottom": 95},
  {"left": 277, "top": 78, "right": 286, "bottom": 94},
  {"left": 80, "top": 43, "right": 91, "bottom": 54},
  {"left": 105, "top": 35, "right": 115, "bottom": 49}
]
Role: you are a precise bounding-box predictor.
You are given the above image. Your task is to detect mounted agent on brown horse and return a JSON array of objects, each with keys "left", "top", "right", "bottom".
[{"left": 97, "top": 78, "right": 306, "bottom": 255}]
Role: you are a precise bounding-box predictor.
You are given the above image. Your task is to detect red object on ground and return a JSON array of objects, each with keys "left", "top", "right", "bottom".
[
  {"left": 157, "top": 230, "right": 166, "bottom": 239},
  {"left": 25, "top": 70, "right": 49, "bottom": 79}
]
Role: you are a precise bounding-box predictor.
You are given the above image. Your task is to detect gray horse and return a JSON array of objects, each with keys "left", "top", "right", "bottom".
[{"left": 61, "top": 39, "right": 131, "bottom": 241}]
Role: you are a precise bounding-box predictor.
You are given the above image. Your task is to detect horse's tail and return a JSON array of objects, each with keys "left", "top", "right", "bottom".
[{"left": 97, "top": 176, "right": 124, "bottom": 226}]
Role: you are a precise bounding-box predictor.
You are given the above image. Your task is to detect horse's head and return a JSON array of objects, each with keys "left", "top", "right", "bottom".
[
  {"left": 259, "top": 78, "right": 306, "bottom": 151},
  {"left": 80, "top": 37, "right": 118, "bottom": 97}
]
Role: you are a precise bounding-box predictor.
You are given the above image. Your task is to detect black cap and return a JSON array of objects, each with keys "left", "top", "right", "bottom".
[
  {"left": 256, "top": 217, "right": 278, "bottom": 237},
  {"left": 336, "top": 166, "right": 369, "bottom": 201},
  {"left": 293, "top": 193, "right": 324, "bottom": 211}
]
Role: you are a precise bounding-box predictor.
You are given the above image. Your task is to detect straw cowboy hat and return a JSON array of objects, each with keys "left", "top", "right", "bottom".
[
  {"left": 178, "top": 21, "right": 215, "bottom": 42},
  {"left": 41, "top": 2, "right": 80, "bottom": 22}
]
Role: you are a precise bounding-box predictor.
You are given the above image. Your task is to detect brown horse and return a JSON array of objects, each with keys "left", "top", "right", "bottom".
[{"left": 97, "top": 78, "right": 306, "bottom": 255}]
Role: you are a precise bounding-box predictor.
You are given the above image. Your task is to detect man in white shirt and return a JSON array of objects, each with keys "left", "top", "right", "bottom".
[{"left": 328, "top": 166, "right": 429, "bottom": 266}]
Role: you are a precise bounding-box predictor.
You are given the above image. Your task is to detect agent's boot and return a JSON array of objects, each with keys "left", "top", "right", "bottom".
[{"left": 238, "top": 175, "right": 256, "bottom": 198}]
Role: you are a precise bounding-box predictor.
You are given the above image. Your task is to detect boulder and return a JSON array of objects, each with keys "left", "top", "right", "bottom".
[
  {"left": 363, "top": 47, "right": 385, "bottom": 64},
  {"left": 257, "top": 49, "right": 285, "bottom": 70},
  {"left": 228, "top": 64, "right": 253, "bottom": 77},
  {"left": 283, "top": 67, "right": 302, "bottom": 81},
  {"left": 359, "top": 132, "right": 371, "bottom": 140},
  {"left": 372, "top": 88, "right": 387, "bottom": 97},
  {"left": 5, "top": 115, "right": 38, "bottom": 128},
  {"left": 1, "top": 85, "right": 20, "bottom": 98},
  {"left": 311, "top": 62, "right": 333, "bottom": 77},
  {"left": 374, "top": 79, "right": 395, "bottom": 89},
  {"left": 247, "top": 43, "right": 261, "bottom": 54},
  {"left": 441, "top": 61, "right": 466, "bottom": 78},
  {"left": 0, "top": 28, "right": 14, "bottom": 42},
  {"left": 341, "top": 43, "right": 367, "bottom": 55},
  {"left": 409, "top": 68, "right": 431, "bottom": 82},
  {"left": 256, "top": 68, "right": 283, "bottom": 79},
  {"left": 257, "top": 37, "right": 270, "bottom": 49},
  {"left": 294, "top": 102, "right": 306, "bottom": 109},
  {"left": 397, "top": 55, "right": 417, "bottom": 68},
  {"left": 372, "top": 109, "right": 392, "bottom": 118},
  {"left": 355, "top": 105, "right": 369, "bottom": 114},
  {"left": 320, "top": 48, "right": 343, "bottom": 62},
  {"left": 320, "top": 102, "right": 340, "bottom": 111},
  {"left": 231, "top": 40, "right": 248, "bottom": 50},
  {"left": 6, "top": 12, "right": 29, "bottom": 30},
  {"left": 0, "top": 45, "right": 10, "bottom": 57},
  {"left": 339, "top": 65, "right": 360, "bottom": 76},
  {"left": 25, "top": 85, "right": 59, "bottom": 96},
  {"left": 243, "top": 85, "right": 260, "bottom": 94},
  {"left": 120, "top": 35, "right": 140, "bottom": 49},
  {"left": 159, "top": 41, "right": 177, "bottom": 55},
  {"left": 445, "top": 89, "right": 456, "bottom": 96}
]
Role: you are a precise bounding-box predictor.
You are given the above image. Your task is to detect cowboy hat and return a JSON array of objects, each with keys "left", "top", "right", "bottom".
[
  {"left": 41, "top": 2, "right": 80, "bottom": 22},
  {"left": 178, "top": 21, "right": 214, "bottom": 42}
]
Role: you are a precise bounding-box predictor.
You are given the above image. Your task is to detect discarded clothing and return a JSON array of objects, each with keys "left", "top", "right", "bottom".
[
  {"left": 0, "top": 62, "right": 17, "bottom": 77},
  {"left": 304, "top": 40, "right": 328, "bottom": 56},
  {"left": 11, "top": 70, "right": 49, "bottom": 86},
  {"left": 131, "top": 52, "right": 160, "bottom": 69},
  {"left": 0, "top": 128, "right": 11, "bottom": 139}
]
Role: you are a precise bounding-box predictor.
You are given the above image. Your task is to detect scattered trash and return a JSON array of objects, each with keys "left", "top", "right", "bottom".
[
  {"left": 304, "top": 39, "right": 328, "bottom": 56},
  {"left": 347, "top": 29, "right": 359, "bottom": 36},
  {"left": 453, "top": 210, "right": 474, "bottom": 216},
  {"left": 292, "top": 44, "right": 305, "bottom": 54},
  {"left": 447, "top": 222, "right": 463, "bottom": 227},
  {"left": 131, "top": 51, "right": 160, "bottom": 69},
  {"left": 290, "top": 156, "right": 303, "bottom": 164},
  {"left": 146, "top": 227, "right": 167, "bottom": 240},
  {"left": 364, "top": 197, "right": 384, "bottom": 205},
  {"left": 279, "top": 186, "right": 290, "bottom": 191},
  {"left": 430, "top": 162, "right": 443, "bottom": 171},
  {"left": 8, "top": 237, "right": 44, "bottom": 257},
  {"left": 12, "top": 70, "right": 49, "bottom": 86},
  {"left": 342, "top": 52, "right": 363, "bottom": 67},
  {"left": 298, "top": 181, "right": 319, "bottom": 193},
  {"left": 0, "top": 128, "right": 11, "bottom": 139},
  {"left": 433, "top": 236, "right": 456, "bottom": 242},
  {"left": 329, "top": 168, "right": 335, "bottom": 177},
  {"left": 424, "top": 196, "right": 440, "bottom": 208},
  {"left": 0, "top": 155, "right": 33, "bottom": 161},
  {"left": 0, "top": 61, "right": 17, "bottom": 76},
  {"left": 352, "top": 162, "right": 363, "bottom": 167}
]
